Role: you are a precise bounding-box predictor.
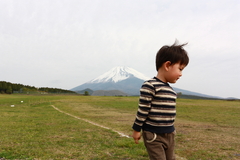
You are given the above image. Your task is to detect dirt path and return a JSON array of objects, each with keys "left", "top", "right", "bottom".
[{"left": 51, "top": 105, "right": 130, "bottom": 138}]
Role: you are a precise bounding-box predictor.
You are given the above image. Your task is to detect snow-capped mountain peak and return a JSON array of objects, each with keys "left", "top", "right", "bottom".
[{"left": 89, "top": 66, "right": 150, "bottom": 83}]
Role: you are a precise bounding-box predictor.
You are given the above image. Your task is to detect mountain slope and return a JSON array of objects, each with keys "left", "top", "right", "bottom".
[
  {"left": 91, "top": 90, "right": 128, "bottom": 96},
  {"left": 72, "top": 76, "right": 145, "bottom": 95},
  {"left": 173, "top": 87, "right": 222, "bottom": 99},
  {"left": 71, "top": 66, "right": 149, "bottom": 95},
  {"left": 71, "top": 66, "right": 222, "bottom": 98}
]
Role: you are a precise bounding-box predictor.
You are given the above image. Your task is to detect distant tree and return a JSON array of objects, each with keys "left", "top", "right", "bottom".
[
  {"left": 2, "top": 82, "right": 7, "bottom": 92},
  {"left": 84, "top": 91, "right": 89, "bottom": 96},
  {"left": 177, "top": 92, "right": 182, "bottom": 98},
  {"left": 0, "top": 82, "right": 3, "bottom": 93},
  {"left": 0, "top": 81, "right": 77, "bottom": 95},
  {"left": 6, "top": 86, "right": 12, "bottom": 94}
]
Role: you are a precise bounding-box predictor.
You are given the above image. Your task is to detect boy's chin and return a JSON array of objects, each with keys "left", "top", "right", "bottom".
[{"left": 169, "top": 80, "right": 178, "bottom": 83}]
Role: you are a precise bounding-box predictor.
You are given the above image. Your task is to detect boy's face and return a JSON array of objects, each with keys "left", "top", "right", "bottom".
[{"left": 166, "top": 62, "right": 186, "bottom": 83}]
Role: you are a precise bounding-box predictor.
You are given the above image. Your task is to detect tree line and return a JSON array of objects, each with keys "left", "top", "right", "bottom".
[{"left": 0, "top": 81, "right": 77, "bottom": 94}]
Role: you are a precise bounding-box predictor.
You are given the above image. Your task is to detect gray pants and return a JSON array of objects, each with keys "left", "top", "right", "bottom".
[{"left": 143, "top": 130, "right": 176, "bottom": 160}]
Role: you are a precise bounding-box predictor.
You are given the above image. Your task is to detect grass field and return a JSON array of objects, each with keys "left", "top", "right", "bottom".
[{"left": 0, "top": 95, "right": 239, "bottom": 160}]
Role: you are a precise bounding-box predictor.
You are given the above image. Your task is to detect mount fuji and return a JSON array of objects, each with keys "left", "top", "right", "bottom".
[
  {"left": 89, "top": 66, "right": 149, "bottom": 83},
  {"left": 71, "top": 66, "right": 150, "bottom": 95},
  {"left": 71, "top": 66, "right": 222, "bottom": 98}
]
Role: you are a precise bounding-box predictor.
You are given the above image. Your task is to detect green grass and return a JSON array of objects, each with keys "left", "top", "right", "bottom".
[
  {"left": 177, "top": 99, "right": 240, "bottom": 127},
  {"left": 0, "top": 95, "right": 148, "bottom": 159},
  {"left": 0, "top": 95, "right": 240, "bottom": 159}
]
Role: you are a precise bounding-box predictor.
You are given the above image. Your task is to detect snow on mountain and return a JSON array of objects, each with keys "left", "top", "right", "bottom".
[{"left": 89, "top": 66, "right": 150, "bottom": 83}]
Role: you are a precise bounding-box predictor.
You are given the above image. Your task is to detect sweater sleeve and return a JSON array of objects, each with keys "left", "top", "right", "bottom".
[{"left": 132, "top": 81, "right": 155, "bottom": 132}]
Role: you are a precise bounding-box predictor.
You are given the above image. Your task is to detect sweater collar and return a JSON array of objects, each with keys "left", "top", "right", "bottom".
[{"left": 154, "top": 77, "right": 170, "bottom": 86}]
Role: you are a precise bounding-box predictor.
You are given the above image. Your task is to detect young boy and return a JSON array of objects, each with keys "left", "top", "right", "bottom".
[{"left": 132, "top": 41, "right": 189, "bottom": 160}]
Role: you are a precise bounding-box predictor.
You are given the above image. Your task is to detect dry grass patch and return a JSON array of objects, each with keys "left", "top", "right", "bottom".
[{"left": 175, "top": 99, "right": 240, "bottom": 160}]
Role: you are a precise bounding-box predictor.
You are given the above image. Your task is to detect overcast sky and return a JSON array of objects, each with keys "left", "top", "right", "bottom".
[{"left": 1, "top": 0, "right": 239, "bottom": 98}]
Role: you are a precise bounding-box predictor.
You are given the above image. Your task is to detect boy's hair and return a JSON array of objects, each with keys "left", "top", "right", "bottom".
[{"left": 156, "top": 41, "right": 189, "bottom": 71}]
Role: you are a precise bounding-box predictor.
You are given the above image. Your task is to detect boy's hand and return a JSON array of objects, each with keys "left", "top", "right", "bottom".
[{"left": 132, "top": 130, "right": 141, "bottom": 144}]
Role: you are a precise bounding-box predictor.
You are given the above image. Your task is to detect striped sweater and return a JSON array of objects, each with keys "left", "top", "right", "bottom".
[{"left": 132, "top": 77, "right": 177, "bottom": 134}]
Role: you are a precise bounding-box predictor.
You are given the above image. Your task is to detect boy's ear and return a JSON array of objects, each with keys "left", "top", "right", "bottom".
[{"left": 164, "top": 61, "right": 171, "bottom": 71}]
